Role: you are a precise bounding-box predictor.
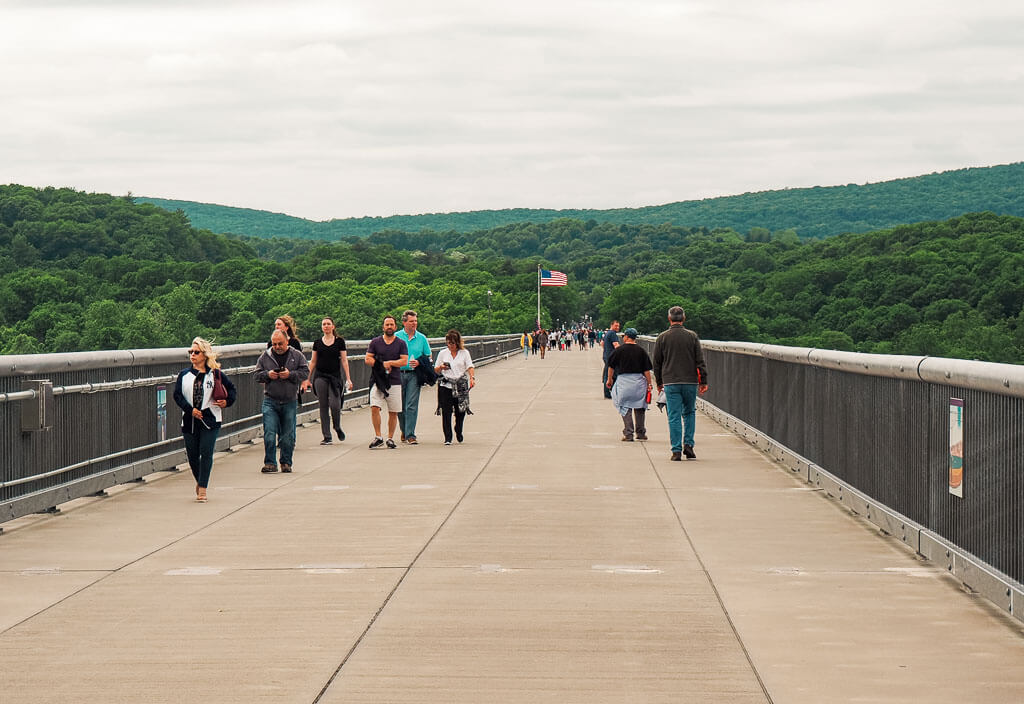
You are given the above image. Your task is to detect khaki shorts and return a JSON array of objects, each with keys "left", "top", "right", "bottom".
[{"left": 369, "top": 384, "right": 402, "bottom": 413}]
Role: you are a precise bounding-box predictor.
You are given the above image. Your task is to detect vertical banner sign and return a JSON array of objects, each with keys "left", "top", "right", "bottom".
[
  {"left": 948, "top": 398, "right": 964, "bottom": 498},
  {"left": 157, "top": 386, "right": 167, "bottom": 442}
]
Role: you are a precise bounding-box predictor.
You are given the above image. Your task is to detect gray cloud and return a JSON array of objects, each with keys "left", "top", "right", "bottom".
[{"left": 1, "top": 1, "right": 1022, "bottom": 219}]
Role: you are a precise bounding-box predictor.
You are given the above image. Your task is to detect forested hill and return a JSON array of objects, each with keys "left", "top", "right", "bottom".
[
  {"left": 138, "top": 162, "right": 1024, "bottom": 241},
  {"left": 1, "top": 183, "right": 1022, "bottom": 363}
]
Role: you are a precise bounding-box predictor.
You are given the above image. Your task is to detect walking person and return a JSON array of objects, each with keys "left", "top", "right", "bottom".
[
  {"left": 521, "top": 330, "right": 532, "bottom": 358},
  {"left": 301, "top": 316, "right": 352, "bottom": 445},
  {"left": 652, "top": 306, "right": 709, "bottom": 461},
  {"left": 602, "top": 320, "right": 622, "bottom": 398},
  {"left": 536, "top": 328, "right": 549, "bottom": 359},
  {"left": 605, "top": 328, "right": 653, "bottom": 442},
  {"left": 173, "top": 337, "right": 237, "bottom": 502},
  {"left": 365, "top": 315, "right": 408, "bottom": 449},
  {"left": 396, "top": 309, "right": 431, "bottom": 445},
  {"left": 269, "top": 315, "right": 302, "bottom": 350},
  {"left": 254, "top": 330, "right": 309, "bottom": 473},
  {"left": 434, "top": 329, "right": 475, "bottom": 445}
]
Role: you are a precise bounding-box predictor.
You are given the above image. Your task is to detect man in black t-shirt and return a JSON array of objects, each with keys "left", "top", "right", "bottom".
[
  {"left": 605, "top": 328, "right": 653, "bottom": 442},
  {"left": 364, "top": 315, "right": 408, "bottom": 449}
]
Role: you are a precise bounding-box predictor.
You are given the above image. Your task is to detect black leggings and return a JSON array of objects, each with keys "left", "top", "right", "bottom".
[
  {"left": 437, "top": 385, "right": 466, "bottom": 443},
  {"left": 313, "top": 375, "right": 344, "bottom": 440}
]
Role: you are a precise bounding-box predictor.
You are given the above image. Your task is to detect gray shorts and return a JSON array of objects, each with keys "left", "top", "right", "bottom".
[{"left": 369, "top": 384, "right": 402, "bottom": 413}]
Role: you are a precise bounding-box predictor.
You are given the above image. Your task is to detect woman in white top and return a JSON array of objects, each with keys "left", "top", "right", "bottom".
[{"left": 433, "top": 329, "right": 476, "bottom": 445}]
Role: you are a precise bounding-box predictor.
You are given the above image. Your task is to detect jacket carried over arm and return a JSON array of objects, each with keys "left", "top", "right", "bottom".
[
  {"left": 370, "top": 357, "right": 391, "bottom": 395},
  {"left": 414, "top": 354, "right": 438, "bottom": 386}
]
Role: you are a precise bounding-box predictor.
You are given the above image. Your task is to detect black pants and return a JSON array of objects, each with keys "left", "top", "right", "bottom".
[
  {"left": 183, "top": 425, "right": 219, "bottom": 488},
  {"left": 438, "top": 385, "right": 465, "bottom": 443}
]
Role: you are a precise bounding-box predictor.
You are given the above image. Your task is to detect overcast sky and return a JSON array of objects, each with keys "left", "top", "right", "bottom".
[{"left": 2, "top": 0, "right": 1022, "bottom": 221}]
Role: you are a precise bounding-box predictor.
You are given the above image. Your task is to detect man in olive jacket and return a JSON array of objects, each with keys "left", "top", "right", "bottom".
[{"left": 652, "top": 306, "right": 709, "bottom": 461}]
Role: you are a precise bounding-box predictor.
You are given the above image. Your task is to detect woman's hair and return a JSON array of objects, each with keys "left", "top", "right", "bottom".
[
  {"left": 445, "top": 329, "right": 464, "bottom": 350},
  {"left": 276, "top": 315, "right": 299, "bottom": 340},
  {"left": 322, "top": 316, "right": 335, "bottom": 326},
  {"left": 192, "top": 337, "right": 221, "bottom": 370}
]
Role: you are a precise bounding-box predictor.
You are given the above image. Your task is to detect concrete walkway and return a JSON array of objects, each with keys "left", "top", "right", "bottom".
[{"left": 2, "top": 346, "right": 1023, "bottom": 703}]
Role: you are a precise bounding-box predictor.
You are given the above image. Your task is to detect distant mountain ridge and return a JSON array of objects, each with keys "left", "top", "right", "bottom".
[{"left": 138, "top": 162, "right": 1024, "bottom": 240}]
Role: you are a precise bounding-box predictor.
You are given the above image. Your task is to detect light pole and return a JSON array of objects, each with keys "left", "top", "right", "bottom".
[{"left": 487, "top": 290, "right": 492, "bottom": 333}]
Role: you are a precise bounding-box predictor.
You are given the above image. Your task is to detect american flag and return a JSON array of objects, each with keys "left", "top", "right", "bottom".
[{"left": 540, "top": 269, "right": 568, "bottom": 287}]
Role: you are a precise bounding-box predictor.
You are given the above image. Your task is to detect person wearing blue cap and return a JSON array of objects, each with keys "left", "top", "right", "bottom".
[{"left": 605, "top": 327, "right": 653, "bottom": 441}]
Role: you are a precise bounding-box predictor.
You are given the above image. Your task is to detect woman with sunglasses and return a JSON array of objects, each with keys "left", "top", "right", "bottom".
[{"left": 173, "top": 337, "right": 237, "bottom": 502}]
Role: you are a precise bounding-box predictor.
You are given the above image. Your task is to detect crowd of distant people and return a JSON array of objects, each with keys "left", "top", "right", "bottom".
[{"left": 520, "top": 325, "right": 598, "bottom": 358}]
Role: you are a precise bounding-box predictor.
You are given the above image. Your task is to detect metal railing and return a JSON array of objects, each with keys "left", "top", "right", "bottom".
[
  {"left": 0, "top": 335, "right": 520, "bottom": 523},
  {"left": 638, "top": 337, "right": 1024, "bottom": 622}
]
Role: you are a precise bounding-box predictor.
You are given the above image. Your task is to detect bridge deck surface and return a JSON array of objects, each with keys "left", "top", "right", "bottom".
[{"left": 2, "top": 347, "right": 1023, "bottom": 703}]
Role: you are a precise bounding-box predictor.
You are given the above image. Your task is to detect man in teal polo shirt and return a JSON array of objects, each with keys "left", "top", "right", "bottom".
[{"left": 396, "top": 309, "right": 432, "bottom": 444}]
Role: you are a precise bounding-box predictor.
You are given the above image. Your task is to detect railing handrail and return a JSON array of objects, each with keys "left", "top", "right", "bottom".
[
  {"left": 669, "top": 339, "right": 1024, "bottom": 399},
  {"left": 0, "top": 334, "right": 519, "bottom": 377}
]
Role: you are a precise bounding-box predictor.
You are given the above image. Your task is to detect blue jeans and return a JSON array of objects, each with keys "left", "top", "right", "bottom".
[
  {"left": 398, "top": 371, "right": 421, "bottom": 439},
  {"left": 602, "top": 360, "right": 612, "bottom": 398},
  {"left": 183, "top": 424, "right": 220, "bottom": 488},
  {"left": 664, "top": 384, "right": 698, "bottom": 452},
  {"left": 262, "top": 397, "right": 297, "bottom": 466}
]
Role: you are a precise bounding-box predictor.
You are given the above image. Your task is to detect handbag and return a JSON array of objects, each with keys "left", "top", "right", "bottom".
[{"left": 211, "top": 369, "right": 229, "bottom": 401}]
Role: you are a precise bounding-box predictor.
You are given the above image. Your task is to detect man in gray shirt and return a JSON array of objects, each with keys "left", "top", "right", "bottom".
[
  {"left": 652, "top": 306, "right": 709, "bottom": 461},
  {"left": 254, "top": 330, "right": 309, "bottom": 473}
]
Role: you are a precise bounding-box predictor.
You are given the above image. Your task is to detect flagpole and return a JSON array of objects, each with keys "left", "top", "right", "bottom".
[{"left": 536, "top": 263, "right": 541, "bottom": 330}]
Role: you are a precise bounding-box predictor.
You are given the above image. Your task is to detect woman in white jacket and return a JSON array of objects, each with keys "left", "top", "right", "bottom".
[
  {"left": 433, "top": 329, "right": 476, "bottom": 445},
  {"left": 173, "top": 337, "right": 236, "bottom": 502}
]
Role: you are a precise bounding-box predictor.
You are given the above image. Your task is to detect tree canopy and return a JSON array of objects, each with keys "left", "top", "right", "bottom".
[
  {"left": 138, "top": 162, "right": 1024, "bottom": 241},
  {"left": 2, "top": 184, "right": 1023, "bottom": 364}
]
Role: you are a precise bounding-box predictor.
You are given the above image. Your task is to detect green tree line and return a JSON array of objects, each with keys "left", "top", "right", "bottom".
[
  {"left": 139, "top": 161, "right": 1024, "bottom": 241},
  {"left": 2, "top": 185, "right": 1023, "bottom": 364}
]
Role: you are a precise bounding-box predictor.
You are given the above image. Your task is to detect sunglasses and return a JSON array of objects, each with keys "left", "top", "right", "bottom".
[{"left": 188, "top": 350, "right": 203, "bottom": 355}]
